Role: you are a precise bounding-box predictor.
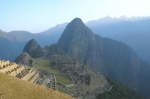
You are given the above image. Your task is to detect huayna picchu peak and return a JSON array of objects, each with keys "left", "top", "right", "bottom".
[
  {"left": 58, "top": 18, "right": 150, "bottom": 98},
  {"left": 58, "top": 18, "right": 95, "bottom": 54}
]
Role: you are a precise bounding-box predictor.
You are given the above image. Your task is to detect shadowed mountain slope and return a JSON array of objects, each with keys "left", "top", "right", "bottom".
[
  {"left": 0, "top": 24, "right": 66, "bottom": 61},
  {"left": 87, "top": 17, "right": 150, "bottom": 63},
  {"left": 23, "top": 39, "right": 44, "bottom": 58},
  {"left": 58, "top": 18, "right": 150, "bottom": 98}
]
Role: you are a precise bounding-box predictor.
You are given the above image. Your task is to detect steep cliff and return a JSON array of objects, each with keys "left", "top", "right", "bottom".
[{"left": 58, "top": 18, "right": 150, "bottom": 98}]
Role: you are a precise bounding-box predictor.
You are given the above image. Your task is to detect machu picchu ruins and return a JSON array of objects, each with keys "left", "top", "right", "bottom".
[
  {"left": 0, "top": 60, "right": 58, "bottom": 90},
  {"left": 0, "top": 55, "right": 112, "bottom": 99}
]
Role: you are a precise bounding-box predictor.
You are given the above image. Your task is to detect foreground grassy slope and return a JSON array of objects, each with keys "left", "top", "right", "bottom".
[{"left": 0, "top": 73, "right": 72, "bottom": 99}]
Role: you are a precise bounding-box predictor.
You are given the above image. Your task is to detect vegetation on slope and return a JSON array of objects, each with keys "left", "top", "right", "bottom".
[
  {"left": 97, "top": 79, "right": 145, "bottom": 99},
  {"left": 0, "top": 73, "right": 72, "bottom": 99},
  {"left": 32, "top": 58, "right": 72, "bottom": 85}
]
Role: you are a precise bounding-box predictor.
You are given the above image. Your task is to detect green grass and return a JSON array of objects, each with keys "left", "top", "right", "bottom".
[
  {"left": 56, "top": 75, "right": 72, "bottom": 85},
  {"left": 33, "top": 59, "right": 50, "bottom": 67},
  {"left": 32, "top": 59, "right": 61, "bottom": 75},
  {"left": 97, "top": 79, "right": 146, "bottom": 99},
  {"left": 32, "top": 58, "right": 72, "bottom": 85},
  {"left": 57, "top": 86, "right": 65, "bottom": 93}
]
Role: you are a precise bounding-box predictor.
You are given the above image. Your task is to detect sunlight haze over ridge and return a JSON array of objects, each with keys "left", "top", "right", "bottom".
[{"left": 0, "top": 0, "right": 150, "bottom": 33}]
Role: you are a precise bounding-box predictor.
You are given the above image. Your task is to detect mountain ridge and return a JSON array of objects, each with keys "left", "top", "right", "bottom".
[
  {"left": 1, "top": 16, "right": 150, "bottom": 62},
  {"left": 86, "top": 17, "right": 150, "bottom": 63},
  {"left": 57, "top": 18, "right": 150, "bottom": 98},
  {"left": 0, "top": 24, "right": 66, "bottom": 61}
]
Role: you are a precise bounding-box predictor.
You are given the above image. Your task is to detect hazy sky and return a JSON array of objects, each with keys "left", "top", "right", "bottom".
[{"left": 0, "top": 0, "right": 150, "bottom": 33}]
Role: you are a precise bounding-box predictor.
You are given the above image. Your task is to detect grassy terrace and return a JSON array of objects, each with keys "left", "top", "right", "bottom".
[
  {"left": 32, "top": 58, "right": 72, "bottom": 85},
  {"left": 56, "top": 75, "right": 71, "bottom": 85},
  {"left": 33, "top": 59, "right": 61, "bottom": 75}
]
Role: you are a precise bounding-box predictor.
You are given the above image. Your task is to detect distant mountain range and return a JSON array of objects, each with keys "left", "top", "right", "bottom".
[
  {"left": 0, "top": 16, "right": 150, "bottom": 63},
  {"left": 86, "top": 16, "right": 150, "bottom": 63},
  {"left": 0, "top": 23, "right": 66, "bottom": 61}
]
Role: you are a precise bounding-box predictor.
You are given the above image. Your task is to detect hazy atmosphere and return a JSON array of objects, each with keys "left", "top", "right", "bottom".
[
  {"left": 1, "top": 0, "right": 150, "bottom": 99},
  {"left": 0, "top": 0, "right": 150, "bottom": 32}
]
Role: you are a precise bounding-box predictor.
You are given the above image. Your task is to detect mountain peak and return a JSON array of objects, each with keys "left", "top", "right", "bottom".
[
  {"left": 58, "top": 18, "right": 93, "bottom": 53},
  {"left": 23, "top": 39, "right": 39, "bottom": 53},
  {"left": 23, "top": 39, "right": 44, "bottom": 58},
  {"left": 66, "top": 18, "right": 85, "bottom": 30},
  {"left": 28, "top": 39, "right": 36, "bottom": 43},
  {"left": 71, "top": 18, "right": 83, "bottom": 23}
]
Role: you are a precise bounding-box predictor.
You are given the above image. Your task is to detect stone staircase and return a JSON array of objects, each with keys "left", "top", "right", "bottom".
[{"left": 0, "top": 60, "right": 40, "bottom": 83}]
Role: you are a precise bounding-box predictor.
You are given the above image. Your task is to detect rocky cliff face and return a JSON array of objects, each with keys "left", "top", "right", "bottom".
[
  {"left": 58, "top": 18, "right": 150, "bottom": 98},
  {"left": 23, "top": 39, "right": 44, "bottom": 58}
]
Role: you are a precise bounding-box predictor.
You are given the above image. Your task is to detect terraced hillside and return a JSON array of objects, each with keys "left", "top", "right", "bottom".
[
  {"left": 0, "top": 72, "right": 72, "bottom": 99},
  {"left": 15, "top": 51, "right": 110, "bottom": 99},
  {"left": 0, "top": 60, "right": 40, "bottom": 83},
  {"left": 0, "top": 60, "right": 59, "bottom": 91},
  {"left": 61, "top": 62, "right": 110, "bottom": 99}
]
